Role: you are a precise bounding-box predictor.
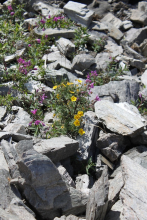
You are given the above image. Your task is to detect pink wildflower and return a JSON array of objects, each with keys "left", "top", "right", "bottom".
[
  {"left": 31, "top": 109, "right": 37, "bottom": 115},
  {"left": 7, "top": 5, "right": 13, "bottom": 11},
  {"left": 10, "top": 12, "right": 15, "bottom": 16},
  {"left": 36, "top": 39, "right": 41, "bottom": 44},
  {"left": 95, "top": 95, "right": 101, "bottom": 101},
  {"left": 34, "top": 120, "right": 41, "bottom": 125}
]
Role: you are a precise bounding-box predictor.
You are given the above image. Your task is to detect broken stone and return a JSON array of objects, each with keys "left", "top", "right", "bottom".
[
  {"left": 121, "top": 20, "right": 133, "bottom": 30},
  {"left": 104, "top": 40, "right": 123, "bottom": 57},
  {"left": 3, "top": 123, "right": 26, "bottom": 135},
  {"left": 101, "top": 12, "right": 123, "bottom": 29},
  {"left": 64, "top": 1, "right": 94, "bottom": 27},
  {"left": 76, "top": 174, "right": 90, "bottom": 196},
  {"left": 71, "top": 54, "right": 95, "bottom": 72},
  {"left": 56, "top": 37, "right": 75, "bottom": 59},
  {"left": 141, "top": 69, "right": 147, "bottom": 87},
  {"left": 105, "top": 200, "right": 123, "bottom": 220},
  {"left": 95, "top": 100, "right": 145, "bottom": 137},
  {"left": 33, "top": 136, "right": 79, "bottom": 163}
]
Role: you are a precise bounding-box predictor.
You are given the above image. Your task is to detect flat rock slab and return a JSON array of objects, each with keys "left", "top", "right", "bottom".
[
  {"left": 72, "top": 54, "right": 95, "bottom": 72},
  {"left": 0, "top": 132, "right": 32, "bottom": 141},
  {"left": 141, "top": 69, "right": 147, "bottom": 87},
  {"left": 33, "top": 136, "right": 79, "bottom": 162},
  {"left": 95, "top": 100, "right": 144, "bottom": 137},
  {"left": 34, "top": 27, "right": 75, "bottom": 39},
  {"left": 101, "top": 13, "right": 123, "bottom": 29},
  {"left": 104, "top": 40, "right": 123, "bottom": 57},
  {"left": 120, "top": 155, "right": 147, "bottom": 220},
  {"left": 64, "top": 1, "right": 94, "bottom": 27}
]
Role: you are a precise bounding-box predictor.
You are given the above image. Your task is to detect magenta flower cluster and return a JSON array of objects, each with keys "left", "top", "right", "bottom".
[
  {"left": 53, "top": 16, "right": 64, "bottom": 22},
  {"left": 17, "top": 58, "right": 31, "bottom": 75},
  {"left": 7, "top": 5, "right": 15, "bottom": 15}
]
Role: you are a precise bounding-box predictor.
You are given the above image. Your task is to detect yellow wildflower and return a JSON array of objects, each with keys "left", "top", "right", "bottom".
[
  {"left": 77, "top": 79, "right": 82, "bottom": 83},
  {"left": 67, "top": 82, "right": 74, "bottom": 85},
  {"left": 77, "top": 89, "right": 79, "bottom": 92},
  {"left": 61, "top": 125, "right": 64, "bottom": 129},
  {"left": 69, "top": 91, "right": 74, "bottom": 94},
  {"left": 56, "top": 94, "right": 59, "bottom": 99},
  {"left": 74, "top": 119, "right": 80, "bottom": 126},
  {"left": 62, "top": 83, "right": 66, "bottom": 87},
  {"left": 53, "top": 85, "right": 57, "bottom": 89},
  {"left": 77, "top": 111, "right": 84, "bottom": 117},
  {"left": 71, "top": 96, "right": 77, "bottom": 102},
  {"left": 78, "top": 128, "right": 85, "bottom": 135},
  {"left": 53, "top": 113, "right": 55, "bottom": 117},
  {"left": 74, "top": 114, "right": 80, "bottom": 120}
]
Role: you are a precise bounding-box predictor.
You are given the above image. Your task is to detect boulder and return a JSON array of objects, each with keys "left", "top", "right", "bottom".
[
  {"left": 107, "top": 24, "right": 123, "bottom": 41},
  {"left": 0, "top": 132, "right": 32, "bottom": 142},
  {"left": 121, "top": 20, "right": 133, "bottom": 30},
  {"left": 33, "top": 136, "right": 79, "bottom": 163},
  {"left": 120, "top": 155, "right": 147, "bottom": 220},
  {"left": 72, "top": 54, "right": 95, "bottom": 72},
  {"left": 64, "top": 1, "right": 94, "bottom": 27},
  {"left": 131, "top": 131, "right": 147, "bottom": 145},
  {"left": 104, "top": 200, "right": 123, "bottom": 220},
  {"left": 141, "top": 69, "right": 147, "bottom": 87},
  {"left": 104, "top": 40, "right": 123, "bottom": 57},
  {"left": 3, "top": 123, "right": 26, "bottom": 135},
  {"left": 76, "top": 174, "right": 90, "bottom": 196},
  {"left": 94, "top": 52, "right": 110, "bottom": 71},
  {"left": 56, "top": 37, "right": 75, "bottom": 59},
  {"left": 0, "top": 106, "right": 7, "bottom": 121},
  {"left": 97, "top": 133, "right": 128, "bottom": 162},
  {"left": 101, "top": 12, "right": 123, "bottom": 29},
  {"left": 94, "top": 100, "right": 145, "bottom": 137},
  {"left": 90, "top": 80, "right": 140, "bottom": 104},
  {"left": 130, "top": 9, "right": 147, "bottom": 25},
  {"left": 86, "top": 166, "right": 109, "bottom": 220}
]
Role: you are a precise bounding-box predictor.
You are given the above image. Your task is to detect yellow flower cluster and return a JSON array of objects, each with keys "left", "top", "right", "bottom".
[
  {"left": 78, "top": 128, "right": 85, "bottom": 135},
  {"left": 73, "top": 111, "right": 85, "bottom": 135},
  {"left": 71, "top": 96, "right": 77, "bottom": 102}
]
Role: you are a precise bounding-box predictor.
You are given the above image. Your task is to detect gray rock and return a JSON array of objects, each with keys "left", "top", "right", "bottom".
[
  {"left": 88, "top": 0, "right": 110, "bottom": 19},
  {"left": 76, "top": 174, "right": 90, "bottom": 196},
  {"left": 123, "top": 27, "right": 147, "bottom": 46},
  {"left": 71, "top": 54, "right": 95, "bottom": 72},
  {"left": 120, "top": 155, "right": 147, "bottom": 220},
  {"left": 61, "top": 158, "right": 74, "bottom": 178},
  {"left": 54, "top": 215, "right": 86, "bottom": 220},
  {"left": 64, "top": 1, "right": 94, "bottom": 27},
  {"left": 90, "top": 80, "right": 140, "bottom": 104},
  {"left": 0, "top": 132, "right": 32, "bottom": 142},
  {"left": 33, "top": 136, "right": 79, "bottom": 163},
  {"left": 56, "top": 38, "right": 75, "bottom": 59},
  {"left": 43, "top": 51, "right": 72, "bottom": 71},
  {"left": 97, "top": 133, "right": 127, "bottom": 162},
  {"left": 138, "top": 1, "right": 147, "bottom": 12},
  {"left": 86, "top": 166, "right": 109, "bottom": 220},
  {"left": 34, "top": 27, "right": 75, "bottom": 39},
  {"left": 3, "top": 123, "right": 26, "bottom": 135},
  {"left": 122, "top": 44, "right": 144, "bottom": 60},
  {"left": 104, "top": 40, "right": 123, "bottom": 57},
  {"left": 121, "top": 20, "right": 133, "bottom": 30},
  {"left": 141, "top": 69, "right": 147, "bottom": 87},
  {"left": 95, "top": 100, "right": 145, "bottom": 137},
  {"left": 77, "top": 111, "right": 99, "bottom": 160},
  {"left": 101, "top": 12, "right": 123, "bottom": 29},
  {"left": 0, "top": 207, "right": 20, "bottom": 220},
  {"left": 107, "top": 24, "right": 123, "bottom": 41},
  {"left": 94, "top": 52, "right": 110, "bottom": 71},
  {"left": 10, "top": 107, "right": 32, "bottom": 127},
  {"left": 4, "top": 54, "right": 16, "bottom": 63},
  {"left": 1, "top": 139, "right": 20, "bottom": 179},
  {"left": 90, "top": 21, "right": 108, "bottom": 31},
  {"left": 108, "top": 172, "right": 124, "bottom": 210},
  {"left": 130, "top": 59, "right": 145, "bottom": 70},
  {"left": 139, "top": 39, "right": 147, "bottom": 57},
  {"left": 33, "top": 2, "right": 63, "bottom": 17},
  {"left": 131, "top": 131, "right": 147, "bottom": 145},
  {"left": 104, "top": 200, "right": 123, "bottom": 220},
  {"left": 24, "top": 18, "right": 38, "bottom": 29},
  {"left": 130, "top": 9, "right": 147, "bottom": 25},
  {"left": 0, "top": 106, "right": 7, "bottom": 121}
]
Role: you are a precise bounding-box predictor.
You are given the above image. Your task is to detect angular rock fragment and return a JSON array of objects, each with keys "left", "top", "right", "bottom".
[
  {"left": 3, "top": 123, "right": 26, "bottom": 135},
  {"left": 101, "top": 12, "right": 123, "bottom": 29},
  {"left": 56, "top": 37, "right": 75, "bottom": 59},
  {"left": 71, "top": 54, "right": 95, "bottom": 72},
  {"left": 33, "top": 136, "right": 79, "bottom": 163},
  {"left": 95, "top": 100, "right": 144, "bottom": 137}
]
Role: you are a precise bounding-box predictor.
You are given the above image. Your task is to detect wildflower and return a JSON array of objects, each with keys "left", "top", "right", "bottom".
[
  {"left": 31, "top": 109, "right": 37, "bottom": 115},
  {"left": 56, "top": 94, "right": 59, "bottom": 99},
  {"left": 69, "top": 91, "right": 74, "bottom": 93},
  {"left": 53, "top": 85, "right": 57, "bottom": 89},
  {"left": 62, "top": 83, "right": 66, "bottom": 87},
  {"left": 85, "top": 79, "right": 92, "bottom": 83},
  {"left": 40, "top": 94, "right": 47, "bottom": 102},
  {"left": 139, "top": 93, "right": 142, "bottom": 99},
  {"left": 74, "top": 114, "right": 80, "bottom": 120},
  {"left": 7, "top": 5, "right": 13, "bottom": 11},
  {"left": 95, "top": 95, "right": 101, "bottom": 101},
  {"left": 78, "top": 128, "right": 85, "bottom": 135},
  {"left": 61, "top": 125, "right": 64, "bottom": 129},
  {"left": 42, "top": 28, "right": 45, "bottom": 31},
  {"left": 77, "top": 79, "right": 82, "bottom": 83},
  {"left": 36, "top": 39, "right": 41, "bottom": 44},
  {"left": 28, "top": 44, "right": 31, "bottom": 47},
  {"left": 45, "top": 35, "right": 48, "bottom": 39},
  {"left": 34, "top": 68, "right": 38, "bottom": 70},
  {"left": 87, "top": 74, "right": 90, "bottom": 79},
  {"left": 88, "top": 90, "right": 92, "bottom": 95},
  {"left": 42, "top": 122, "right": 45, "bottom": 126},
  {"left": 90, "top": 82, "right": 94, "bottom": 88},
  {"left": 40, "top": 18, "right": 46, "bottom": 24},
  {"left": 71, "top": 96, "right": 77, "bottom": 102},
  {"left": 53, "top": 17, "right": 58, "bottom": 22},
  {"left": 48, "top": 15, "right": 51, "bottom": 19},
  {"left": 10, "top": 12, "right": 15, "bottom": 16},
  {"left": 34, "top": 120, "right": 41, "bottom": 125},
  {"left": 74, "top": 119, "right": 80, "bottom": 126},
  {"left": 77, "top": 111, "right": 84, "bottom": 117},
  {"left": 67, "top": 82, "right": 74, "bottom": 85},
  {"left": 53, "top": 113, "right": 55, "bottom": 117},
  {"left": 29, "top": 121, "right": 32, "bottom": 126}
]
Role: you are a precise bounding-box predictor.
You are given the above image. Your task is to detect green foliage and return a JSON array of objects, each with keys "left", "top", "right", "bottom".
[
  {"left": 73, "top": 27, "right": 89, "bottom": 50},
  {"left": 0, "top": 93, "right": 17, "bottom": 112},
  {"left": 86, "top": 157, "right": 96, "bottom": 175},
  {"left": 131, "top": 93, "right": 147, "bottom": 115},
  {"left": 92, "top": 36, "right": 107, "bottom": 53}
]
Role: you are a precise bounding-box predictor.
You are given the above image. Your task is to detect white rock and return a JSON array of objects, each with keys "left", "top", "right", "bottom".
[
  {"left": 101, "top": 12, "right": 123, "bottom": 29},
  {"left": 104, "top": 40, "right": 123, "bottom": 57}
]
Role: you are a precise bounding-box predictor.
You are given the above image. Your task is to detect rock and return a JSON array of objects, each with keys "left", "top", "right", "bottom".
[
  {"left": 56, "top": 163, "right": 75, "bottom": 188},
  {"left": 139, "top": 39, "right": 147, "bottom": 57},
  {"left": 33, "top": 2, "right": 63, "bottom": 17},
  {"left": 33, "top": 136, "right": 79, "bottom": 163},
  {"left": 0, "top": 132, "right": 32, "bottom": 142},
  {"left": 90, "top": 21, "right": 108, "bottom": 31},
  {"left": 4, "top": 54, "right": 16, "bottom": 63},
  {"left": 101, "top": 12, "right": 123, "bottom": 29},
  {"left": 34, "top": 27, "right": 75, "bottom": 39},
  {"left": 64, "top": 1, "right": 94, "bottom": 27},
  {"left": 97, "top": 133, "right": 127, "bottom": 162},
  {"left": 0, "top": 106, "right": 6, "bottom": 121},
  {"left": 10, "top": 106, "right": 32, "bottom": 127},
  {"left": 95, "top": 100, "right": 145, "bottom": 137},
  {"left": 43, "top": 51, "right": 72, "bottom": 71},
  {"left": 86, "top": 166, "right": 109, "bottom": 220},
  {"left": 56, "top": 37, "right": 75, "bottom": 59},
  {"left": 90, "top": 80, "right": 140, "bottom": 104},
  {"left": 130, "top": 9, "right": 147, "bottom": 25},
  {"left": 94, "top": 52, "right": 110, "bottom": 71},
  {"left": 54, "top": 215, "right": 86, "bottom": 220},
  {"left": 76, "top": 174, "right": 90, "bottom": 196},
  {"left": 107, "top": 24, "right": 123, "bottom": 41},
  {"left": 8, "top": 198, "right": 36, "bottom": 220},
  {"left": 141, "top": 69, "right": 147, "bottom": 87},
  {"left": 71, "top": 54, "right": 95, "bottom": 72},
  {"left": 104, "top": 200, "right": 123, "bottom": 220},
  {"left": 77, "top": 111, "right": 99, "bottom": 160},
  {"left": 121, "top": 20, "right": 133, "bottom": 30},
  {"left": 15, "top": 140, "right": 87, "bottom": 219},
  {"left": 131, "top": 131, "right": 147, "bottom": 145},
  {"left": 122, "top": 44, "right": 144, "bottom": 60},
  {"left": 0, "top": 207, "right": 20, "bottom": 220},
  {"left": 104, "top": 40, "right": 123, "bottom": 57},
  {"left": 24, "top": 18, "right": 38, "bottom": 29},
  {"left": 120, "top": 155, "right": 147, "bottom": 220},
  {"left": 123, "top": 27, "right": 147, "bottom": 46},
  {"left": 44, "top": 112, "right": 55, "bottom": 123},
  {"left": 1, "top": 139, "right": 20, "bottom": 179},
  {"left": 108, "top": 172, "right": 124, "bottom": 210},
  {"left": 130, "top": 58, "right": 145, "bottom": 70},
  {"left": 88, "top": 0, "right": 110, "bottom": 19},
  {"left": 138, "top": 1, "right": 147, "bottom": 12},
  {"left": 3, "top": 123, "right": 26, "bottom": 135},
  {"left": 0, "top": 148, "right": 20, "bottom": 209}
]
